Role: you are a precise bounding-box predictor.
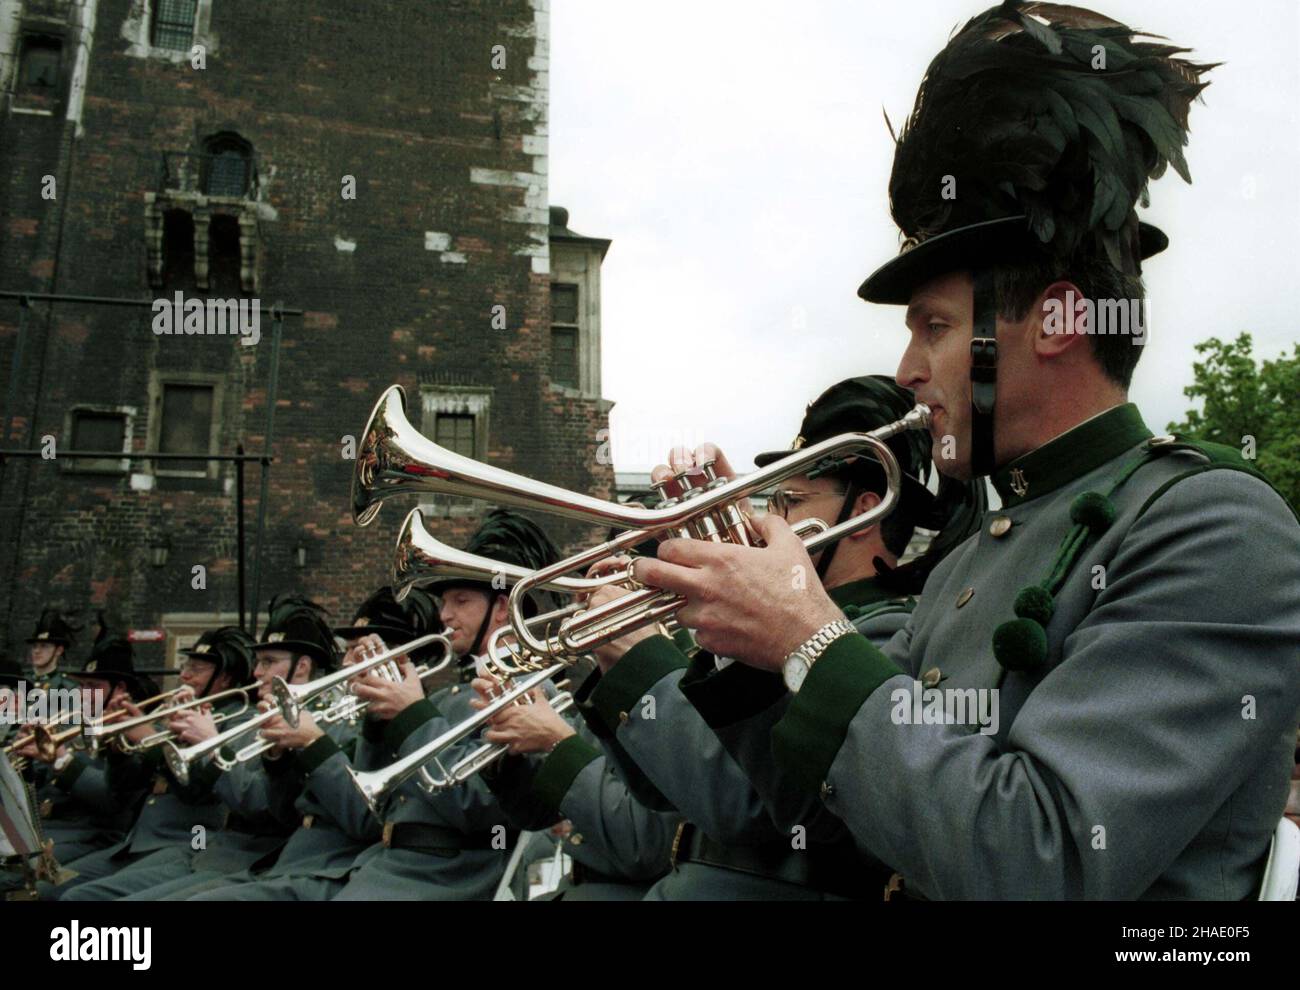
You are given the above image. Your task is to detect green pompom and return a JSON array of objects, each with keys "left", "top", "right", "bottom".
[
  {"left": 1070, "top": 491, "right": 1115, "bottom": 533},
  {"left": 1013, "top": 585, "right": 1055, "bottom": 625},
  {"left": 993, "top": 618, "right": 1048, "bottom": 671}
]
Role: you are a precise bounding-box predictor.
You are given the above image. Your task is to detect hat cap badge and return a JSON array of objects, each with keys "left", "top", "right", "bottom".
[
  {"left": 268, "top": 632, "right": 285, "bottom": 643},
  {"left": 36, "top": 632, "right": 49, "bottom": 640},
  {"left": 355, "top": 617, "right": 369, "bottom": 627},
  {"left": 193, "top": 643, "right": 210, "bottom": 654}
]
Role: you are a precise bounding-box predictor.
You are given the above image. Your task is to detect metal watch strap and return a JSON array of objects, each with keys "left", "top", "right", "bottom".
[{"left": 783, "top": 618, "right": 855, "bottom": 693}]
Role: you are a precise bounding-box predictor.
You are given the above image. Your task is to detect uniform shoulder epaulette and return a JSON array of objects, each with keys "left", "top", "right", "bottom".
[{"left": 1135, "top": 436, "right": 1299, "bottom": 525}]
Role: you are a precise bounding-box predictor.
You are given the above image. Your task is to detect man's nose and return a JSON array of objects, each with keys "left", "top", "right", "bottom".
[{"left": 896, "top": 339, "right": 929, "bottom": 392}]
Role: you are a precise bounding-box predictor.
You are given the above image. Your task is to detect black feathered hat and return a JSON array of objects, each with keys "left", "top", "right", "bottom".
[
  {"left": 334, "top": 585, "right": 443, "bottom": 662},
  {"left": 858, "top": 2, "right": 1213, "bottom": 475},
  {"left": 253, "top": 596, "right": 339, "bottom": 673},
  {"left": 179, "top": 625, "right": 258, "bottom": 688},
  {"left": 420, "top": 510, "right": 561, "bottom": 603},
  {"left": 25, "top": 608, "right": 76, "bottom": 648}
]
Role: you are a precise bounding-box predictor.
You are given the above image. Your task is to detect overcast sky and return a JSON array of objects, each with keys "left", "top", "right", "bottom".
[{"left": 547, "top": 0, "right": 1300, "bottom": 473}]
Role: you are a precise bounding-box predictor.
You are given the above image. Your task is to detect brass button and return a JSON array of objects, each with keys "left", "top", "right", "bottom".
[
  {"left": 956, "top": 587, "right": 975, "bottom": 608},
  {"left": 618, "top": 711, "right": 629, "bottom": 725},
  {"left": 450, "top": 686, "right": 461, "bottom": 695},
  {"left": 569, "top": 833, "right": 584, "bottom": 846},
  {"left": 147, "top": 798, "right": 156, "bottom": 806},
  {"left": 921, "top": 667, "right": 942, "bottom": 688},
  {"left": 819, "top": 781, "right": 835, "bottom": 800},
  {"left": 989, "top": 516, "right": 1012, "bottom": 537}
]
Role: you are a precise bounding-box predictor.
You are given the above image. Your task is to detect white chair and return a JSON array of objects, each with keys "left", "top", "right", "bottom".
[{"left": 1258, "top": 816, "right": 1300, "bottom": 901}]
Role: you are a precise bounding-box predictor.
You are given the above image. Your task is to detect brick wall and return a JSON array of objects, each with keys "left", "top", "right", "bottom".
[{"left": 0, "top": 0, "right": 612, "bottom": 659}]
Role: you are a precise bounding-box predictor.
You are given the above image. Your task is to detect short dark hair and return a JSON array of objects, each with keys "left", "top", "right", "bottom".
[{"left": 992, "top": 252, "right": 1146, "bottom": 389}]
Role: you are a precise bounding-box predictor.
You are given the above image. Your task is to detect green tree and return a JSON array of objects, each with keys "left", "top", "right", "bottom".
[{"left": 1167, "top": 332, "right": 1300, "bottom": 510}]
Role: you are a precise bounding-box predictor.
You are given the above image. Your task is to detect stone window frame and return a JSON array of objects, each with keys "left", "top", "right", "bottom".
[
  {"left": 418, "top": 385, "right": 492, "bottom": 519},
  {"left": 9, "top": 27, "right": 68, "bottom": 115},
  {"left": 61, "top": 404, "right": 136, "bottom": 475},
  {"left": 122, "top": 0, "right": 216, "bottom": 64},
  {"left": 146, "top": 370, "right": 225, "bottom": 480},
  {"left": 548, "top": 244, "right": 603, "bottom": 400}
]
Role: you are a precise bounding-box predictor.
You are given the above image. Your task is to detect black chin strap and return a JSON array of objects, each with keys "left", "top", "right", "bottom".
[
  {"left": 469, "top": 593, "right": 500, "bottom": 661},
  {"left": 814, "top": 479, "right": 863, "bottom": 584},
  {"left": 970, "top": 269, "right": 998, "bottom": 478}
]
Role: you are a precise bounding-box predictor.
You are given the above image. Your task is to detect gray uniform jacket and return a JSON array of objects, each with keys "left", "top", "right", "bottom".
[
  {"left": 719, "top": 406, "right": 1300, "bottom": 899},
  {"left": 329, "top": 684, "right": 514, "bottom": 900}
]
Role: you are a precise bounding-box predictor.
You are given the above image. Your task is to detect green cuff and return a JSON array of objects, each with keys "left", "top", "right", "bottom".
[
  {"left": 680, "top": 652, "right": 787, "bottom": 728},
  {"left": 383, "top": 698, "right": 439, "bottom": 753},
  {"left": 531, "top": 735, "right": 602, "bottom": 813},
  {"left": 772, "top": 633, "right": 903, "bottom": 794},
  {"left": 54, "top": 752, "right": 90, "bottom": 791},
  {"left": 296, "top": 734, "right": 342, "bottom": 775},
  {"left": 590, "top": 635, "right": 689, "bottom": 734}
]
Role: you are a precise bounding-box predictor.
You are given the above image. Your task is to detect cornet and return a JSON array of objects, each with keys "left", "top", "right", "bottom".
[
  {"left": 352, "top": 383, "right": 928, "bottom": 665},
  {"left": 85, "top": 685, "right": 253, "bottom": 755},
  {"left": 270, "top": 631, "right": 453, "bottom": 727}
]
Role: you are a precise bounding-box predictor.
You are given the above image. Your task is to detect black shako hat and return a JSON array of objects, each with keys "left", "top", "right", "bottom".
[
  {"left": 253, "top": 596, "right": 339, "bottom": 673},
  {"left": 334, "top": 585, "right": 443, "bottom": 662},
  {"left": 857, "top": 2, "right": 1213, "bottom": 478},
  {"left": 179, "top": 625, "right": 258, "bottom": 686},
  {"left": 858, "top": 1, "right": 1213, "bottom": 305},
  {"left": 419, "top": 510, "right": 562, "bottom": 606},
  {"left": 26, "top": 609, "right": 76, "bottom": 647}
]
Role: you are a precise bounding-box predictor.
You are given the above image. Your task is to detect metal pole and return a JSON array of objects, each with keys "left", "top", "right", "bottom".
[
  {"left": 236, "top": 442, "right": 247, "bottom": 634},
  {"left": 1, "top": 296, "right": 30, "bottom": 445},
  {"left": 249, "top": 305, "right": 284, "bottom": 639}
]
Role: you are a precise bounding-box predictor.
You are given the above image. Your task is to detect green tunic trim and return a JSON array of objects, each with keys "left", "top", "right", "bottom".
[
  {"left": 589, "top": 634, "right": 690, "bottom": 735},
  {"left": 296, "top": 733, "right": 342, "bottom": 775},
  {"left": 531, "top": 734, "right": 602, "bottom": 813},
  {"left": 383, "top": 698, "right": 440, "bottom": 753},
  {"left": 681, "top": 652, "right": 786, "bottom": 729},
  {"left": 772, "top": 633, "right": 903, "bottom": 793}
]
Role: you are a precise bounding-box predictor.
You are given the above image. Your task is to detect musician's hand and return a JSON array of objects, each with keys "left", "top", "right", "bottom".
[
  {"left": 483, "top": 694, "right": 575, "bottom": 755},
  {"left": 119, "top": 701, "right": 158, "bottom": 745},
  {"left": 635, "top": 511, "right": 842, "bottom": 671},
  {"left": 169, "top": 709, "right": 219, "bottom": 745},
  {"left": 350, "top": 658, "right": 424, "bottom": 721},
  {"left": 580, "top": 556, "right": 662, "bottom": 674},
  {"left": 661, "top": 442, "right": 754, "bottom": 514},
  {"left": 260, "top": 709, "right": 323, "bottom": 752},
  {"left": 342, "top": 634, "right": 388, "bottom": 668}
]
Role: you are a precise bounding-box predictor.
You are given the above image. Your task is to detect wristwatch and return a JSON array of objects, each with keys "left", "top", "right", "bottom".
[{"left": 782, "top": 619, "right": 856, "bottom": 693}]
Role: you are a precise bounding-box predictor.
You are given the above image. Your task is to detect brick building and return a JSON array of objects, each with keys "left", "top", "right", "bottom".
[{"left": 0, "top": 0, "right": 613, "bottom": 665}]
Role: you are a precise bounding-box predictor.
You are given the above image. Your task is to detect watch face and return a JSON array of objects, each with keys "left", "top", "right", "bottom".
[{"left": 784, "top": 652, "right": 812, "bottom": 692}]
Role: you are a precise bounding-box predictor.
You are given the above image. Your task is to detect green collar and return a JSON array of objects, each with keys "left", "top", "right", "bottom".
[
  {"left": 992, "top": 404, "right": 1152, "bottom": 508},
  {"left": 828, "top": 576, "right": 897, "bottom": 611}
]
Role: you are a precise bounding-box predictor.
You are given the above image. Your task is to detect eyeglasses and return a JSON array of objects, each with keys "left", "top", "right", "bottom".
[{"left": 768, "top": 489, "right": 849, "bottom": 519}]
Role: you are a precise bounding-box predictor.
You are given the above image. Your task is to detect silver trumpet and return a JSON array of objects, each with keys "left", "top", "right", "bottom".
[
  {"left": 416, "top": 691, "right": 574, "bottom": 796},
  {"left": 351, "top": 383, "right": 928, "bottom": 665},
  {"left": 346, "top": 660, "right": 564, "bottom": 817},
  {"left": 270, "top": 631, "right": 453, "bottom": 727}
]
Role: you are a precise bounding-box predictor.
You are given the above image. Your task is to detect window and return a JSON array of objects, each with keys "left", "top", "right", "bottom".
[
  {"left": 551, "top": 283, "right": 580, "bottom": 389},
  {"left": 152, "top": 0, "right": 198, "bottom": 51},
  {"left": 551, "top": 327, "right": 579, "bottom": 389},
  {"left": 552, "top": 283, "right": 579, "bottom": 324},
  {"left": 19, "top": 37, "right": 62, "bottom": 93},
  {"left": 203, "top": 134, "right": 253, "bottom": 198},
  {"left": 67, "top": 410, "right": 129, "bottom": 473},
  {"left": 158, "top": 384, "right": 215, "bottom": 475},
  {"left": 434, "top": 414, "right": 476, "bottom": 458}
]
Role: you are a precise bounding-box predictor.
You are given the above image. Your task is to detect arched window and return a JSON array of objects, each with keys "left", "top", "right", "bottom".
[{"left": 202, "top": 133, "right": 253, "bottom": 198}]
